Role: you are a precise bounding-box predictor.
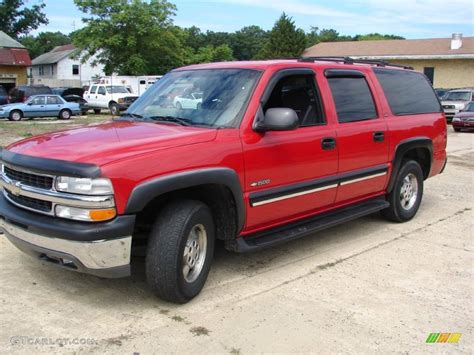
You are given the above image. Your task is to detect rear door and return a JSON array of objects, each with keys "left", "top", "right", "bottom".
[
  {"left": 324, "top": 69, "right": 389, "bottom": 203},
  {"left": 86, "top": 85, "right": 98, "bottom": 107},
  {"left": 46, "top": 95, "right": 63, "bottom": 116}
]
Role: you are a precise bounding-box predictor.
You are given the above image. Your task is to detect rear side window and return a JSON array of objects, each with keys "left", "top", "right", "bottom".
[
  {"left": 374, "top": 68, "right": 441, "bottom": 115},
  {"left": 47, "top": 96, "right": 61, "bottom": 104},
  {"left": 327, "top": 76, "right": 377, "bottom": 123}
]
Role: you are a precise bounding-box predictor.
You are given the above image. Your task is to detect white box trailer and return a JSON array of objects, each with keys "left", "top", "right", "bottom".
[{"left": 97, "top": 75, "right": 162, "bottom": 96}]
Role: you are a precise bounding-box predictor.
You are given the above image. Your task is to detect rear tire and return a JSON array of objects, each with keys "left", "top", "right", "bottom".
[
  {"left": 146, "top": 199, "right": 215, "bottom": 303},
  {"left": 93, "top": 109, "right": 101, "bottom": 114},
  {"left": 9, "top": 110, "right": 22, "bottom": 121},
  {"left": 382, "top": 160, "right": 424, "bottom": 222},
  {"left": 59, "top": 109, "right": 71, "bottom": 120},
  {"left": 453, "top": 127, "right": 461, "bottom": 132}
]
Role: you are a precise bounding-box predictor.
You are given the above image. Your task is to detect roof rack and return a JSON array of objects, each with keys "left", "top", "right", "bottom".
[{"left": 298, "top": 56, "right": 414, "bottom": 70}]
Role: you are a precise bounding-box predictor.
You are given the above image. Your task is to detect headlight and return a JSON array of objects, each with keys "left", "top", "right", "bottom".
[
  {"left": 55, "top": 177, "right": 114, "bottom": 195},
  {"left": 118, "top": 98, "right": 125, "bottom": 104},
  {"left": 55, "top": 205, "right": 116, "bottom": 222}
]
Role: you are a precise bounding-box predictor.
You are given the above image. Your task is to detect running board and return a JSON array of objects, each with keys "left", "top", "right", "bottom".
[{"left": 229, "top": 197, "right": 389, "bottom": 253}]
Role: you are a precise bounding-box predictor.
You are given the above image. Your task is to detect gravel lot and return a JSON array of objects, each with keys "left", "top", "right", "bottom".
[{"left": 0, "top": 123, "right": 472, "bottom": 354}]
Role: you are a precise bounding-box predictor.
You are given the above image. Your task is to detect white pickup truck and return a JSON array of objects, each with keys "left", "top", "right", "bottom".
[{"left": 84, "top": 84, "right": 139, "bottom": 115}]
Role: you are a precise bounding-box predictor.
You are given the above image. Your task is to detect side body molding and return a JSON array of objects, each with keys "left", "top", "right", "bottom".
[
  {"left": 125, "top": 168, "right": 245, "bottom": 232},
  {"left": 387, "top": 137, "right": 433, "bottom": 193}
]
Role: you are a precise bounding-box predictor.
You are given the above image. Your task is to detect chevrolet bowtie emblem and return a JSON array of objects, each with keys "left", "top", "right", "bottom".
[{"left": 10, "top": 181, "right": 22, "bottom": 196}]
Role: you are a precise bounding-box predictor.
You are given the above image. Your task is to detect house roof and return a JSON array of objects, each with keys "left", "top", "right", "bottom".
[
  {"left": 0, "top": 48, "right": 31, "bottom": 66},
  {"left": 32, "top": 44, "right": 76, "bottom": 66},
  {"left": 0, "top": 31, "right": 25, "bottom": 49},
  {"left": 303, "top": 37, "right": 474, "bottom": 59}
]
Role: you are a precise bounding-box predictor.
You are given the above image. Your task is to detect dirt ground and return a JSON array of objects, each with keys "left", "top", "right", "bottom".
[{"left": 0, "top": 120, "right": 472, "bottom": 354}]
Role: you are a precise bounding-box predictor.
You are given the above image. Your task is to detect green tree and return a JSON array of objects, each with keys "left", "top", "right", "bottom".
[
  {"left": 257, "top": 13, "right": 306, "bottom": 59},
  {"left": 20, "top": 31, "right": 71, "bottom": 59},
  {"left": 230, "top": 25, "right": 267, "bottom": 60},
  {"left": 354, "top": 33, "right": 405, "bottom": 41},
  {"left": 212, "top": 44, "right": 233, "bottom": 62},
  {"left": 72, "top": 0, "right": 185, "bottom": 75},
  {"left": 0, "top": 0, "right": 48, "bottom": 39}
]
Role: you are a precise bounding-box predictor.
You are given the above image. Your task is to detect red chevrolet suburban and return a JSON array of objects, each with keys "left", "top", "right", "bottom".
[{"left": 0, "top": 58, "right": 447, "bottom": 303}]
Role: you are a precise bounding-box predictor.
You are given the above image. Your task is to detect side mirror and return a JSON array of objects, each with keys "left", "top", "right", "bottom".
[
  {"left": 255, "top": 108, "right": 299, "bottom": 132},
  {"left": 27, "top": 102, "right": 33, "bottom": 106}
]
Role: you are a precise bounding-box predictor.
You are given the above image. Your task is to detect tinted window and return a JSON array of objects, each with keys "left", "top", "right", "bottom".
[
  {"left": 328, "top": 77, "right": 377, "bottom": 123},
  {"left": 97, "top": 86, "right": 106, "bottom": 95},
  {"left": 374, "top": 68, "right": 441, "bottom": 115},
  {"left": 264, "top": 74, "right": 325, "bottom": 126}
]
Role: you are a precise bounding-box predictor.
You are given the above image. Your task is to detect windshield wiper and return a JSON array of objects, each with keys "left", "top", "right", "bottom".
[
  {"left": 146, "top": 116, "right": 192, "bottom": 126},
  {"left": 117, "top": 112, "right": 144, "bottom": 120}
]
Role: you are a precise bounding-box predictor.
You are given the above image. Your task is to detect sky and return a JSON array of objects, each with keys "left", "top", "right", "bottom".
[{"left": 36, "top": 0, "right": 473, "bottom": 39}]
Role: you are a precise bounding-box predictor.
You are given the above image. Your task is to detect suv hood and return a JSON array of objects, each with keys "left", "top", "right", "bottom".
[{"left": 6, "top": 121, "right": 217, "bottom": 166}]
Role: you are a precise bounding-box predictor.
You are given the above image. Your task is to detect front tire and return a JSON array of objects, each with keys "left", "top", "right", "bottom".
[
  {"left": 9, "top": 110, "right": 22, "bottom": 121},
  {"left": 146, "top": 199, "right": 215, "bottom": 303},
  {"left": 109, "top": 102, "right": 120, "bottom": 116},
  {"left": 59, "top": 109, "right": 71, "bottom": 120},
  {"left": 382, "top": 160, "right": 424, "bottom": 222}
]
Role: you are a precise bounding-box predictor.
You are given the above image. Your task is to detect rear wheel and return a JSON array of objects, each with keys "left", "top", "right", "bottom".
[
  {"left": 453, "top": 127, "right": 461, "bottom": 132},
  {"left": 109, "top": 102, "right": 120, "bottom": 116},
  {"left": 382, "top": 160, "right": 424, "bottom": 222},
  {"left": 146, "top": 199, "right": 215, "bottom": 303},
  {"left": 93, "top": 109, "right": 101, "bottom": 114},
  {"left": 9, "top": 110, "right": 22, "bottom": 121},
  {"left": 59, "top": 109, "right": 71, "bottom": 120}
]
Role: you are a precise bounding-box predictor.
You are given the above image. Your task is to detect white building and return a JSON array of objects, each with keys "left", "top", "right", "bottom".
[{"left": 29, "top": 44, "right": 105, "bottom": 88}]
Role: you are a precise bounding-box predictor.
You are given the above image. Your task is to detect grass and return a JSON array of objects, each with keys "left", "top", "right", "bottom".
[{"left": 0, "top": 114, "right": 113, "bottom": 148}]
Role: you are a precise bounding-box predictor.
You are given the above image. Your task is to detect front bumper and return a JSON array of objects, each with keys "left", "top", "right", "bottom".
[{"left": 0, "top": 193, "right": 135, "bottom": 278}]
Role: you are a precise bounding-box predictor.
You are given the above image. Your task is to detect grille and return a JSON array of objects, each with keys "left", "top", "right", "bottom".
[
  {"left": 4, "top": 166, "right": 54, "bottom": 190},
  {"left": 5, "top": 189, "right": 52, "bottom": 213}
]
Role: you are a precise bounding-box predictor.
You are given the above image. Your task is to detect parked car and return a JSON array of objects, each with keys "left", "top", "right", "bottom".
[
  {"left": 62, "top": 95, "right": 88, "bottom": 115},
  {"left": 84, "top": 84, "right": 138, "bottom": 115},
  {"left": 0, "top": 85, "right": 8, "bottom": 105},
  {"left": 8, "top": 85, "right": 53, "bottom": 103},
  {"left": 0, "top": 58, "right": 447, "bottom": 303},
  {"left": 452, "top": 101, "right": 474, "bottom": 132},
  {"left": 173, "top": 92, "right": 203, "bottom": 109},
  {"left": 441, "top": 88, "right": 474, "bottom": 121},
  {"left": 0, "top": 94, "right": 81, "bottom": 121}
]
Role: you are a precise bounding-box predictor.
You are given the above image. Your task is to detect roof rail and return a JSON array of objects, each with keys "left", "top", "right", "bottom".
[{"left": 298, "top": 56, "right": 414, "bottom": 70}]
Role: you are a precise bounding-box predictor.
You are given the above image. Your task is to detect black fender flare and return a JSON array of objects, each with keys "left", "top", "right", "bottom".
[
  {"left": 125, "top": 168, "right": 245, "bottom": 232},
  {"left": 387, "top": 137, "right": 433, "bottom": 193}
]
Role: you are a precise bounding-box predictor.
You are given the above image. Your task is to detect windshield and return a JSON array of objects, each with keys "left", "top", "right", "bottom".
[
  {"left": 125, "top": 69, "right": 261, "bottom": 128},
  {"left": 444, "top": 91, "right": 471, "bottom": 101},
  {"left": 106, "top": 86, "right": 129, "bottom": 94},
  {"left": 463, "top": 103, "right": 474, "bottom": 112}
]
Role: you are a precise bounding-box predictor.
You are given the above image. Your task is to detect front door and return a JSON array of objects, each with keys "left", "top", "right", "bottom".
[
  {"left": 242, "top": 69, "right": 338, "bottom": 232},
  {"left": 324, "top": 68, "right": 389, "bottom": 204},
  {"left": 24, "top": 96, "right": 46, "bottom": 118}
]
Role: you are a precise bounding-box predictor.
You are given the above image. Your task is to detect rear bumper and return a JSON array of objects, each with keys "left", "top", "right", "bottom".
[{"left": 0, "top": 193, "right": 135, "bottom": 278}]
